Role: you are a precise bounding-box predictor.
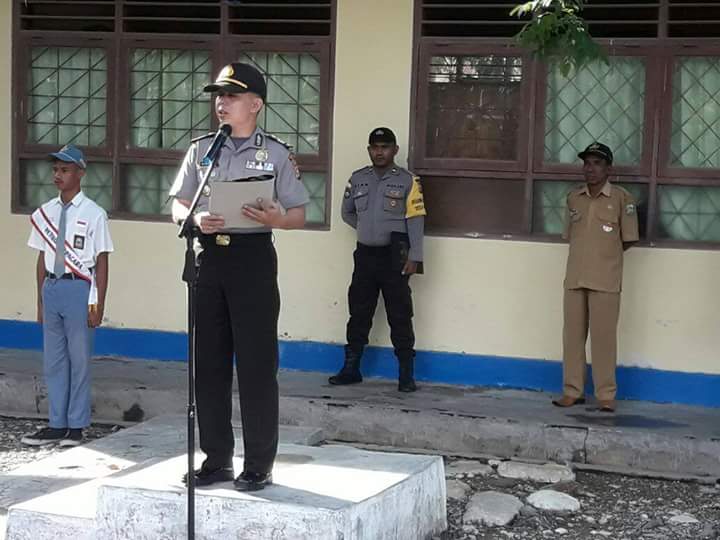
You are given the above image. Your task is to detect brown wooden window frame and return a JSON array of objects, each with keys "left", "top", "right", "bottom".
[
  {"left": 12, "top": 1, "right": 335, "bottom": 229},
  {"left": 410, "top": 31, "right": 720, "bottom": 248},
  {"left": 414, "top": 42, "right": 531, "bottom": 174}
]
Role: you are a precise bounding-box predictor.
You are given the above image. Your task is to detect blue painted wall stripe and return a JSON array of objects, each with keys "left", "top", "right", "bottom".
[{"left": 1, "top": 319, "right": 718, "bottom": 407}]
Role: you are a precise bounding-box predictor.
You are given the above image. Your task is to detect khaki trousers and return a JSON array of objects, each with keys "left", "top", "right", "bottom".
[{"left": 562, "top": 288, "right": 621, "bottom": 401}]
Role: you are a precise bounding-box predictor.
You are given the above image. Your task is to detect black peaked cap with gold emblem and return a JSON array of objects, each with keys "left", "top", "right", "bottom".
[{"left": 203, "top": 62, "right": 267, "bottom": 101}]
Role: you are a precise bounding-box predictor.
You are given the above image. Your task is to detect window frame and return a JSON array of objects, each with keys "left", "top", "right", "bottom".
[
  {"left": 532, "top": 44, "right": 660, "bottom": 178},
  {"left": 410, "top": 0, "right": 720, "bottom": 248},
  {"left": 16, "top": 33, "right": 118, "bottom": 161},
  {"left": 11, "top": 2, "right": 335, "bottom": 229},
  {"left": 414, "top": 40, "right": 531, "bottom": 174},
  {"left": 657, "top": 44, "right": 720, "bottom": 180}
]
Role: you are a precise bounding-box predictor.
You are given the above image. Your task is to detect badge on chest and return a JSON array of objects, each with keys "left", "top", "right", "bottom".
[
  {"left": 73, "top": 220, "right": 87, "bottom": 249},
  {"left": 73, "top": 234, "right": 85, "bottom": 250},
  {"left": 245, "top": 160, "right": 275, "bottom": 172}
]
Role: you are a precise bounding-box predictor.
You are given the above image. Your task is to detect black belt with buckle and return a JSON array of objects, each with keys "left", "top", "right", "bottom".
[
  {"left": 46, "top": 271, "right": 76, "bottom": 280},
  {"left": 201, "top": 233, "right": 272, "bottom": 248}
]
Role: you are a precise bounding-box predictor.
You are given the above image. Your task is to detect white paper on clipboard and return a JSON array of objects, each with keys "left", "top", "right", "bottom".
[{"left": 208, "top": 178, "right": 275, "bottom": 228}]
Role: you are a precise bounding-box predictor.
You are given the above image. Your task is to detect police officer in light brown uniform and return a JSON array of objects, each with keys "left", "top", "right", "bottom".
[{"left": 552, "top": 142, "right": 639, "bottom": 413}]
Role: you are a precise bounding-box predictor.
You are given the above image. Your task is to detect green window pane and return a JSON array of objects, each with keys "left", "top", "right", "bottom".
[
  {"left": 22, "top": 160, "right": 58, "bottom": 209},
  {"left": 545, "top": 57, "right": 645, "bottom": 166},
  {"left": 130, "top": 49, "right": 212, "bottom": 150},
  {"left": 240, "top": 52, "right": 321, "bottom": 155},
  {"left": 533, "top": 181, "right": 647, "bottom": 237},
  {"left": 123, "top": 165, "right": 176, "bottom": 215},
  {"left": 426, "top": 55, "right": 523, "bottom": 160},
  {"left": 657, "top": 186, "right": 720, "bottom": 241},
  {"left": 532, "top": 181, "right": 577, "bottom": 235},
  {"left": 28, "top": 47, "right": 107, "bottom": 146},
  {"left": 671, "top": 57, "right": 720, "bottom": 169},
  {"left": 301, "top": 172, "right": 326, "bottom": 224},
  {"left": 22, "top": 159, "right": 112, "bottom": 211}
]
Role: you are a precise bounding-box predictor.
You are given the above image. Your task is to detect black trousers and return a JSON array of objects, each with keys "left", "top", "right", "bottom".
[
  {"left": 346, "top": 243, "right": 415, "bottom": 359},
  {"left": 195, "top": 233, "right": 279, "bottom": 474}
]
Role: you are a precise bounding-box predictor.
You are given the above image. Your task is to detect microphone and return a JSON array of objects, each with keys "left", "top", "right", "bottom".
[{"left": 200, "top": 124, "right": 232, "bottom": 166}]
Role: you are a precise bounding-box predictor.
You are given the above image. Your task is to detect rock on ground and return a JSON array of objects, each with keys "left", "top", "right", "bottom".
[
  {"left": 497, "top": 461, "right": 575, "bottom": 483},
  {"left": 668, "top": 512, "right": 700, "bottom": 524},
  {"left": 446, "top": 479, "right": 471, "bottom": 501},
  {"left": 526, "top": 489, "right": 581, "bottom": 512},
  {"left": 445, "top": 459, "right": 493, "bottom": 478},
  {"left": 463, "top": 490, "right": 523, "bottom": 527}
]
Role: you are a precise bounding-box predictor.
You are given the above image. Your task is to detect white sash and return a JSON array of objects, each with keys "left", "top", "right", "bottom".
[{"left": 31, "top": 207, "right": 98, "bottom": 305}]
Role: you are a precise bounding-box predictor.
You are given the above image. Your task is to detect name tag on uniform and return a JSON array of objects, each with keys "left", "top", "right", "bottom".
[
  {"left": 75, "top": 221, "right": 88, "bottom": 249},
  {"left": 245, "top": 160, "right": 274, "bottom": 172}
]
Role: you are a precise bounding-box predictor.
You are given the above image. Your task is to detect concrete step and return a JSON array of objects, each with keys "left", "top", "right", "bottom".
[
  {"left": 3, "top": 349, "right": 718, "bottom": 478},
  {"left": 3, "top": 416, "right": 324, "bottom": 540},
  {"left": 96, "top": 445, "right": 446, "bottom": 540}
]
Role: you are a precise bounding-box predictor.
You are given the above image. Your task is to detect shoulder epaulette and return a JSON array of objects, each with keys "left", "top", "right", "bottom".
[
  {"left": 265, "top": 133, "right": 293, "bottom": 150},
  {"left": 190, "top": 132, "right": 214, "bottom": 144},
  {"left": 351, "top": 166, "right": 372, "bottom": 175}
]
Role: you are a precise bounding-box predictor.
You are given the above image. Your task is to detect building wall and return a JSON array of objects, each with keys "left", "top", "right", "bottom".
[{"left": 1, "top": 0, "right": 719, "bottom": 404}]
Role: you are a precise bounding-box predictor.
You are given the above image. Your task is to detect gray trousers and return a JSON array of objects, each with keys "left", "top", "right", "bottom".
[{"left": 42, "top": 278, "right": 94, "bottom": 428}]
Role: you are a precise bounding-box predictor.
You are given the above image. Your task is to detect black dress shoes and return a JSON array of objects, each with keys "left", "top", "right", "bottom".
[
  {"left": 182, "top": 464, "right": 234, "bottom": 486},
  {"left": 234, "top": 471, "right": 273, "bottom": 492}
]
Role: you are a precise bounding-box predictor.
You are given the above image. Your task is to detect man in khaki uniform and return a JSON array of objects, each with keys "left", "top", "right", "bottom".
[{"left": 552, "top": 142, "right": 639, "bottom": 413}]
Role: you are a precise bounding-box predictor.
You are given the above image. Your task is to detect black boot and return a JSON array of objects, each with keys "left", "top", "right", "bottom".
[
  {"left": 328, "top": 347, "right": 363, "bottom": 385},
  {"left": 398, "top": 353, "right": 417, "bottom": 392}
]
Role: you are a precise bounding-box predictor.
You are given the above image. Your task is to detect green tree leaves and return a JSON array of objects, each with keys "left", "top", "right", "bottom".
[{"left": 511, "top": 0, "right": 607, "bottom": 77}]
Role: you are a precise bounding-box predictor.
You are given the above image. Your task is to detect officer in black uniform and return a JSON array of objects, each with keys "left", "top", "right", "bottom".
[
  {"left": 170, "top": 63, "right": 309, "bottom": 491},
  {"left": 329, "top": 127, "right": 426, "bottom": 392}
]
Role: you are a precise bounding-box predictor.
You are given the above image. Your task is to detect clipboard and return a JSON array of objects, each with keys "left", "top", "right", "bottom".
[{"left": 208, "top": 178, "right": 275, "bottom": 228}]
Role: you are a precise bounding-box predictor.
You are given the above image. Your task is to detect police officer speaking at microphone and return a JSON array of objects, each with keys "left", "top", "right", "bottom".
[
  {"left": 329, "top": 127, "right": 426, "bottom": 392},
  {"left": 169, "top": 62, "right": 309, "bottom": 491}
]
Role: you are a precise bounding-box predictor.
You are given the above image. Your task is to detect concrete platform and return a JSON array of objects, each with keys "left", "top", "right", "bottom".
[
  {"left": 2, "top": 415, "right": 324, "bottom": 540},
  {"left": 2, "top": 348, "right": 720, "bottom": 477},
  {"left": 96, "top": 445, "right": 446, "bottom": 539}
]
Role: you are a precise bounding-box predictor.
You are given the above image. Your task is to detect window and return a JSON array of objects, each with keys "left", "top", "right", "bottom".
[
  {"left": 669, "top": 57, "right": 720, "bottom": 170},
  {"left": 412, "top": 0, "right": 720, "bottom": 247},
  {"left": 13, "top": 0, "right": 335, "bottom": 226},
  {"left": 543, "top": 57, "right": 646, "bottom": 167},
  {"left": 423, "top": 54, "right": 524, "bottom": 164}
]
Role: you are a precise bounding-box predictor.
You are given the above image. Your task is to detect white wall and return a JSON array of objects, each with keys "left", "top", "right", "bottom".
[{"left": 2, "top": 0, "right": 719, "bottom": 376}]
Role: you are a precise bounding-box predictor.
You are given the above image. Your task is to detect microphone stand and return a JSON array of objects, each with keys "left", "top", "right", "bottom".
[{"left": 177, "top": 138, "right": 226, "bottom": 540}]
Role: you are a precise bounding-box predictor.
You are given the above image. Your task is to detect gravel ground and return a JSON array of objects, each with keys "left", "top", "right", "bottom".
[
  {"left": 1, "top": 416, "right": 718, "bottom": 540},
  {"left": 443, "top": 458, "right": 720, "bottom": 540},
  {"left": 0, "top": 415, "right": 121, "bottom": 473}
]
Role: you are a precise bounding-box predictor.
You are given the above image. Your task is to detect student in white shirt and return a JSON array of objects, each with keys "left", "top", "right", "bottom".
[{"left": 23, "top": 144, "right": 114, "bottom": 447}]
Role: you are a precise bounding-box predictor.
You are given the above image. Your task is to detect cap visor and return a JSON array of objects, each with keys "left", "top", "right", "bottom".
[
  {"left": 578, "top": 150, "right": 611, "bottom": 162},
  {"left": 48, "top": 152, "right": 85, "bottom": 168},
  {"left": 203, "top": 83, "right": 248, "bottom": 94}
]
